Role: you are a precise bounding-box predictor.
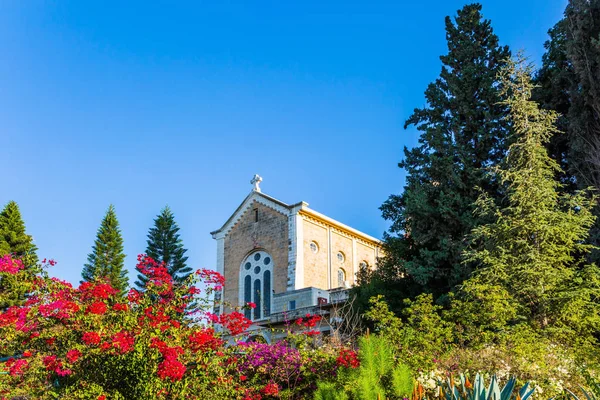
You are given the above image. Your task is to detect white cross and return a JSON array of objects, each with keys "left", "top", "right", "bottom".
[{"left": 250, "top": 174, "right": 263, "bottom": 192}]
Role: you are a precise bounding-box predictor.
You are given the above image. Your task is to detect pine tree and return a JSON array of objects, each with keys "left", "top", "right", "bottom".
[
  {"left": 465, "top": 57, "right": 600, "bottom": 337},
  {"left": 0, "top": 201, "right": 39, "bottom": 266},
  {"left": 82, "top": 205, "right": 128, "bottom": 294},
  {"left": 136, "top": 206, "right": 190, "bottom": 289},
  {"left": 378, "top": 3, "right": 511, "bottom": 299},
  {"left": 0, "top": 201, "right": 39, "bottom": 309}
]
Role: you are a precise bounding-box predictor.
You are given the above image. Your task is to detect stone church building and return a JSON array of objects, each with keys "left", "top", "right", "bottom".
[{"left": 211, "top": 175, "right": 382, "bottom": 340}]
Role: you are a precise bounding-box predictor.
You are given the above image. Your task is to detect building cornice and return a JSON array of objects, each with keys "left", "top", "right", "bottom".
[{"left": 298, "top": 208, "right": 381, "bottom": 247}]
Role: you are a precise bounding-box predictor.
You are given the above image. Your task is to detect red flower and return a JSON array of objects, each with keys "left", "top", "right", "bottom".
[
  {"left": 196, "top": 269, "right": 225, "bottom": 290},
  {"left": 112, "top": 303, "right": 128, "bottom": 312},
  {"left": 240, "top": 375, "right": 247, "bottom": 381},
  {"left": 22, "top": 350, "right": 32, "bottom": 357},
  {"left": 66, "top": 349, "right": 82, "bottom": 363},
  {"left": 98, "top": 396, "right": 106, "bottom": 400},
  {"left": 189, "top": 328, "right": 223, "bottom": 352},
  {"left": 112, "top": 330, "right": 135, "bottom": 354},
  {"left": 336, "top": 348, "right": 360, "bottom": 369},
  {"left": 127, "top": 289, "right": 142, "bottom": 303},
  {"left": 86, "top": 301, "right": 107, "bottom": 315},
  {"left": 82, "top": 332, "right": 101, "bottom": 346},
  {"left": 261, "top": 383, "right": 279, "bottom": 396},
  {"left": 213, "top": 311, "right": 252, "bottom": 335},
  {"left": 247, "top": 302, "right": 257, "bottom": 309},
  {"left": 6, "top": 358, "right": 28, "bottom": 376}
]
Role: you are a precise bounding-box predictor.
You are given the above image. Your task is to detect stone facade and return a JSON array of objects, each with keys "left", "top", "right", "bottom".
[
  {"left": 221, "top": 201, "right": 288, "bottom": 309},
  {"left": 211, "top": 177, "right": 382, "bottom": 325}
]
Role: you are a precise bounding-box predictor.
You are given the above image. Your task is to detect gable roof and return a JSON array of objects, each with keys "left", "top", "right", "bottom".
[{"left": 210, "top": 190, "right": 296, "bottom": 239}]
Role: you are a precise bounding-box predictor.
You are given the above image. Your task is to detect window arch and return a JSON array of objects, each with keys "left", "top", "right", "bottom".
[
  {"left": 337, "top": 268, "right": 346, "bottom": 288},
  {"left": 240, "top": 250, "right": 273, "bottom": 321}
]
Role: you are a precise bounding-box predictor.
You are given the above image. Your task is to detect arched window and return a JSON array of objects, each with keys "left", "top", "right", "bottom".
[
  {"left": 337, "top": 268, "right": 346, "bottom": 288},
  {"left": 240, "top": 250, "right": 273, "bottom": 321}
]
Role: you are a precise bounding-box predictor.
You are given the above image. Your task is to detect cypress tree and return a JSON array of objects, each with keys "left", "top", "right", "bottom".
[
  {"left": 464, "top": 57, "right": 600, "bottom": 337},
  {"left": 0, "top": 201, "right": 39, "bottom": 266},
  {"left": 82, "top": 205, "right": 128, "bottom": 294},
  {"left": 136, "top": 206, "right": 190, "bottom": 289},
  {"left": 377, "top": 3, "right": 511, "bottom": 299}
]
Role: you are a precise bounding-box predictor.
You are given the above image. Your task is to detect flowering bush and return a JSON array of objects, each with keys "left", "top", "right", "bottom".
[{"left": 0, "top": 254, "right": 343, "bottom": 399}]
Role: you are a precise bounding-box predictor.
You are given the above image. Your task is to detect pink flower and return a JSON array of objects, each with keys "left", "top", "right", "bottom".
[{"left": 0, "top": 255, "right": 24, "bottom": 274}]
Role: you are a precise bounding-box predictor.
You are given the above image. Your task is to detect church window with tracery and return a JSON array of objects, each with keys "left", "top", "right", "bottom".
[{"left": 240, "top": 250, "right": 273, "bottom": 320}]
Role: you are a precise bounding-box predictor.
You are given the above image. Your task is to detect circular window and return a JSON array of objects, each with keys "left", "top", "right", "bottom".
[
  {"left": 254, "top": 253, "right": 261, "bottom": 261},
  {"left": 337, "top": 252, "right": 345, "bottom": 263},
  {"left": 245, "top": 262, "right": 252, "bottom": 270},
  {"left": 309, "top": 241, "right": 319, "bottom": 254},
  {"left": 264, "top": 257, "right": 271, "bottom": 265},
  {"left": 254, "top": 266, "right": 261, "bottom": 274}
]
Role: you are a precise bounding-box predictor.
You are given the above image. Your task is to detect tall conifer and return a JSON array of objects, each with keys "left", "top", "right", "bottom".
[
  {"left": 535, "top": 0, "right": 600, "bottom": 262},
  {"left": 136, "top": 206, "right": 190, "bottom": 289},
  {"left": 82, "top": 205, "right": 128, "bottom": 294},
  {"left": 0, "top": 201, "right": 39, "bottom": 266},
  {"left": 0, "top": 201, "right": 39, "bottom": 308},
  {"left": 465, "top": 57, "right": 600, "bottom": 337},
  {"left": 377, "top": 3, "right": 511, "bottom": 299}
]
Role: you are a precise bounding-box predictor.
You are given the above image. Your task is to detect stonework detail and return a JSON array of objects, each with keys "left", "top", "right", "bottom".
[{"left": 211, "top": 178, "right": 383, "bottom": 317}]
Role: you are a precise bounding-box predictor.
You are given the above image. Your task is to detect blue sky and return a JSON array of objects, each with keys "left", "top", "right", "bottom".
[{"left": 1, "top": 0, "right": 567, "bottom": 285}]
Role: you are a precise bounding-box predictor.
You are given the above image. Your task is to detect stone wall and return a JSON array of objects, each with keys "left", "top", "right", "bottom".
[
  {"left": 301, "top": 218, "right": 329, "bottom": 290},
  {"left": 223, "top": 200, "right": 289, "bottom": 308}
]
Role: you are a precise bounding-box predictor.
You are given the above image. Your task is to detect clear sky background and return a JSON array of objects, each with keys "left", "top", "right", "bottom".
[{"left": 1, "top": 0, "right": 567, "bottom": 285}]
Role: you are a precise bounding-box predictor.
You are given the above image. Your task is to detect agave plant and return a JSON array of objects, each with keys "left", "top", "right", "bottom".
[
  {"left": 566, "top": 385, "right": 598, "bottom": 400},
  {"left": 437, "top": 374, "right": 535, "bottom": 400}
]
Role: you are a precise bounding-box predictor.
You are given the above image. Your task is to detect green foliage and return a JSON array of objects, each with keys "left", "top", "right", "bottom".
[
  {"left": 377, "top": 3, "right": 511, "bottom": 300},
  {"left": 463, "top": 56, "right": 600, "bottom": 339},
  {"left": 314, "top": 381, "right": 350, "bottom": 400},
  {"left": 534, "top": 0, "right": 600, "bottom": 263},
  {"left": 0, "top": 201, "right": 38, "bottom": 266},
  {"left": 434, "top": 374, "right": 535, "bottom": 400},
  {"left": 0, "top": 201, "right": 39, "bottom": 309},
  {"left": 365, "top": 295, "right": 453, "bottom": 371},
  {"left": 81, "top": 205, "right": 128, "bottom": 295},
  {"left": 313, "top": 334, "right": 413, "bottom": 400},
  {"left": 447, "top": 280, "right": 520, "bottom": 346},
  {"left": 136, "top": 206, "right": 190, "bottom": 289},
  {"left": 566, "top": 384, "right": 599, "bottom": 400}
]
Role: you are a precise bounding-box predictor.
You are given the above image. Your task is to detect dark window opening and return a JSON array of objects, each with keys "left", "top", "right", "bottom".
[
  {"left": 254, "top": 208, "right": 259, "bottom": 222},
  {"left": 244, "top": 276, "right": 252, "bottom": 320},
  {"left": 264, "top": 270, "right": 271, "bottom": 316},
  {"left": 254, "top": 279, "right": 262, "bottom": 320}
]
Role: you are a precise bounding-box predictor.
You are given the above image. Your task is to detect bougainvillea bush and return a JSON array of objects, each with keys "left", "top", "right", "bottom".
[{"left": 0, "top": 254, "right": 343, "bottom": 399}]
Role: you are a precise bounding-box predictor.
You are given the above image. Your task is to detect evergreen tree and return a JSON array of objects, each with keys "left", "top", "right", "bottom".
[
  {"left": 565, "top": 0, "right": 600, "bottom": 193},
  {"left": 0, "top": 201, "right": 39, "bottom": 266},
  {"left": 0, "top": 201, "right": 39, "bottom": 309},
  {"left": 377, "top": 3, "right": 511, "bottom": 299},
  {"left": 534, "top": 0, "right": 600, "bottom": 262},
  {"left": 533, "top": 18, "right": 576, "bottom": 189},
  {"left": 464, "top": 57, "right": 600, "bottom": 337},
  {"left": 82, "top": 205, "right": 128, "bottom": 294},
  {"left": 136, "top": 206, "right": 190, "bottom": 289}
]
